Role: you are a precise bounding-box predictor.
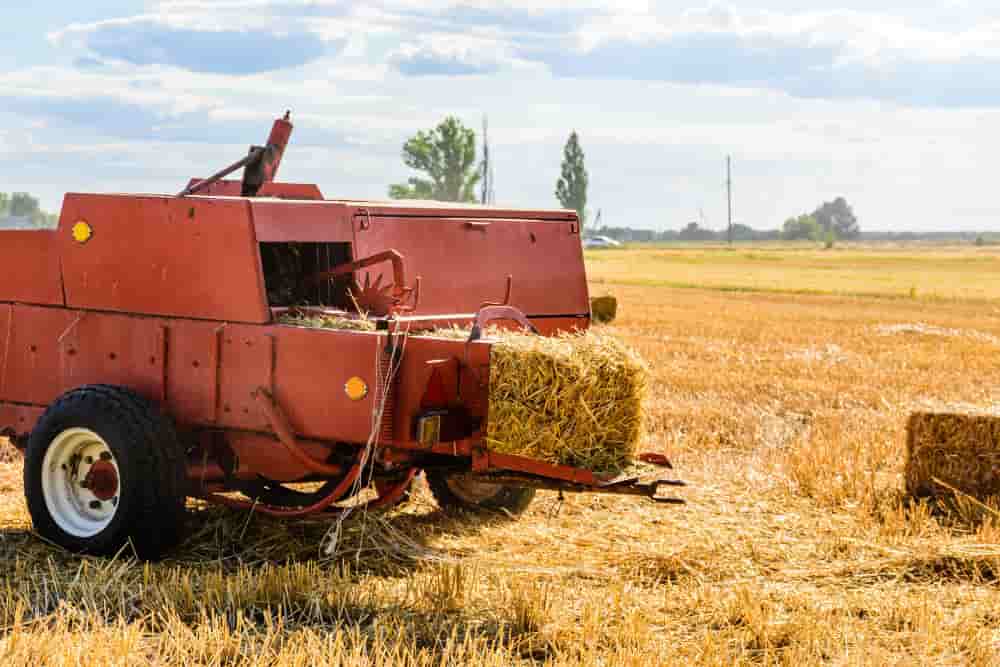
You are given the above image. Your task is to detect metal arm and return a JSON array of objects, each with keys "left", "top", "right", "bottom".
[{"left": 178, "top": 111, "right": 293, "bottom": 197}]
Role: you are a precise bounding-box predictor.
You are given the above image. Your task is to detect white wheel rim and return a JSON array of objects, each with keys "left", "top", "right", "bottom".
[{"left": 41, "top": 428, "right": 121, "bottom": 538}]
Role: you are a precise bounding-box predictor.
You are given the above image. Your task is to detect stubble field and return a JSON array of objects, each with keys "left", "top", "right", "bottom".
[{"left": 2, "top": 243, "right": 1000, "bottom": 665}]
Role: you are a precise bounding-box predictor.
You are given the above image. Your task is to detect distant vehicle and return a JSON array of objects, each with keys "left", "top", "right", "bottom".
[{"left": 582, "top": 235, "right": 622, "bottom": 249}]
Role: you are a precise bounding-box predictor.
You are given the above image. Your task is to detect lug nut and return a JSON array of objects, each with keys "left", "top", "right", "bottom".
[
  {"left": 99, "top": 451, "right": 112, "bottom": 461},
  {"left": 84, "top": 456, "right": 94, "bottom": 464},
  {"left": 89, "top": 500, "right": 101, "bottom": 510}
]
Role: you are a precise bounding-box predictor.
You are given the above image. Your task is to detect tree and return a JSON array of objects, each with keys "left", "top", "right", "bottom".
[
  {"left": 389, "top": 117, "right": 480, "bottom": 202},
  {"left": 782, "top": 214, "right": 822, "bottom": 241},
  {"left": 812, "top": 197, "right": 859, "bottom": 239},
  {"left": 0, "top": 192, "right": 57, "bottom": 227},
  {"left": 678, "top": 222, "right": 716, "bottom": 241},
  {"left": 10, "top": 192, "right": 41, "bottom": 219},
  {"left": 555, "top": 131, "right": 588, "bottom": 227}
]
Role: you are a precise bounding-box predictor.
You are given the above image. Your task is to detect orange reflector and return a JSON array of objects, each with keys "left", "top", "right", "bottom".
[
  {"left": 72, "top": 220, "right": 93, "bottom": 244},
  {"left": 344, "top": 376, "right": 368, "bottom": 401}
]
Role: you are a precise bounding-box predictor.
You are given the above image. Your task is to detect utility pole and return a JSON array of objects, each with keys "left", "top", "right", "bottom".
[
  {"left": 481, "top": 116, "right": 494, "bottom": 205},
  {"left": 726, "top": 155, "right": 733, "bottom": 245}
]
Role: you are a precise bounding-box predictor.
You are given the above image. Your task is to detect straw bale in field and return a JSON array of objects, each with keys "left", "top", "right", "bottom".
[
  {"left": 486, "top": 332, "right": 647, "bottom": 474},
  {"left": 590, "top": 295, "right": 618, "bottom": 323},
  {"left": 906, "top": 410, "right": 1000, "bottom": 499}
]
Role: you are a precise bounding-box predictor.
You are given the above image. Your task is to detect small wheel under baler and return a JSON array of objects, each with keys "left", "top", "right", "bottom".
[
  {"left": 426, "top": 471, "right": 535, "bottom": 516},
  {"left": 23, "top": 385, "right": 187, "bottom": 560}
]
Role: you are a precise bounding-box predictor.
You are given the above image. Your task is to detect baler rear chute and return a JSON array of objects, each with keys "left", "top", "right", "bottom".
[{"left": 0, "top": 112, "right": 683, "bottom": 559}]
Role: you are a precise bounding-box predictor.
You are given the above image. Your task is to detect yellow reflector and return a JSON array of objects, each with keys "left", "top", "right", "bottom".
[
  {"left": 72, "top": 220, "right": 93, "bottom": 244},
  {"left": 344, "top": 376, "right": 368, "bottom": 401}
]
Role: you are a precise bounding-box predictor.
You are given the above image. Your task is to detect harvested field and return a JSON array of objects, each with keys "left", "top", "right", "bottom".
[{"left": 2, "top": 245, "right": 1000, "bottom": 664}]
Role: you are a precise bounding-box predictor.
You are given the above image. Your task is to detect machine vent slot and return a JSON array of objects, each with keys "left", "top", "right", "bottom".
[
  {"left": 377, "top": 344, "right": 399, "bottom": 444},
  {"left": 260, "top": 242, "right": 352, "bottom": 308}
]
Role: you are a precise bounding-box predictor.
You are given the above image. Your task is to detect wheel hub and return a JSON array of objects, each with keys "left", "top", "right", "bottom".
[
  {"left": 41, "top": 428, "right": 120, "bottom": 537},
  {"left": 83, "top": 460, "right": 119, "bottom": 501}
]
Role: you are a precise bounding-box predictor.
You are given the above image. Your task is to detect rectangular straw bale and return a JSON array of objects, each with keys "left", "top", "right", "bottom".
[
  {"left": 906, "top": 410, "right": 1000, "bottom": 499},
  {"left": 485, "top": 332, "right": 648, "bottom": 475}
]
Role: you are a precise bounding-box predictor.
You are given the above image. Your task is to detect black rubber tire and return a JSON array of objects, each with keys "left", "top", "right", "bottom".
[
  {"left": 425, "top": 471, "right": 535, "bottom": 516},
  {"left": 24, "top": 385, "right": 187, "bottom": 560}
]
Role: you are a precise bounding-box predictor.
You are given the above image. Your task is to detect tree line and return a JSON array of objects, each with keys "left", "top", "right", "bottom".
[
  {"left": 0, "top": 192, "right": 58, "bottom": 227},
  {"left": 388, "top": 117, "right": 589, "bottom": 225},
  {"left": 384, "top": 117, "right": 874, "bottom": 244}
]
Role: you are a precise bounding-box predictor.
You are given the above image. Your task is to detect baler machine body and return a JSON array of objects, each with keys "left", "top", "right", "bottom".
[{"left": 0, "top": 114, "right": 680, "bottom": 556}]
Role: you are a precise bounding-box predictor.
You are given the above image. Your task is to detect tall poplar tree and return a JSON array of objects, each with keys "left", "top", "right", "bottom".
[{"left": 555, "top": 131, "right": 589, "bottom": 227}]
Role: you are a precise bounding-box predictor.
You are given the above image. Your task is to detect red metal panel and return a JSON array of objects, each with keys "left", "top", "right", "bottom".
[
  {"left": 58, "top": 194, "right": 270, "bottom": 323},
  {"left": 531, "top": 316, "right": 590, "bottom": 335},
  {"left": 393, "top": 336, "right": 492, "bottom": 445},
  {"left": 165, "top": 319, "right": 221, "bottom": 425},
  {"left": 353, "top": 214, "right": 590, "bottom": 319},
  {"left": 182, "top": 180, "right": 324, "bottom": 200},
  {"left": 0, "top": 304, "right": 10, "bottom": 400},
  {"left": 58, "top": 311, "right": 166, "bottom": 402},
  {"left": 217, "top": 325, "right": 273, "bottom": 431},
  {"left": 1, "top": 305, "right": 77, "bottom": 405},
  {"left": 250, "top": 200, "right": 354, "bottom": 242},
  {"left": 225, "top": 432, "right": 338, "bottom": 482},
  {"left": 0, "top": 403, "right": 45, "bottom": 437},
  {"left": 0, "top": 229, "right": 64, "bottom": 306},
  {"left": 336, "top": 201, "right": 576, "bottom": 222},
  {"left": 270, "top": 325, "right": 386, "bottom": 443},
  {"left": 258, "top": 183, "right": 324, "bottom": 200}
]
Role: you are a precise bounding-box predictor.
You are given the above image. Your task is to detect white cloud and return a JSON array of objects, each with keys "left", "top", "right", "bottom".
[{"left": 3, "top": 1, "right": 1000, "bottom": 232}]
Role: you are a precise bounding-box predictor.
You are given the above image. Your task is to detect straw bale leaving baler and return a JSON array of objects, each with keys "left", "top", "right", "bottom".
[{"left": 486, "top": 332, "right": 646, "bottom": 474}]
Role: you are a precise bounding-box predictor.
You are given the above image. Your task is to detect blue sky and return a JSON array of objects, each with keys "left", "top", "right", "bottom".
[{"left": 3, "top": 1, "right": 1000, "bottom": 231}]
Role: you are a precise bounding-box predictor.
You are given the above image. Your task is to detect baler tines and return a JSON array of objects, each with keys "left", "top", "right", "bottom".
[{"left": 0, "top": 113, "right": 682, "bottom": 559}]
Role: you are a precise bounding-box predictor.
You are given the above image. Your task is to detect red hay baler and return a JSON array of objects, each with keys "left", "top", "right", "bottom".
[{"left": 0, "top": 114, "right": 682, "bottom": 558}]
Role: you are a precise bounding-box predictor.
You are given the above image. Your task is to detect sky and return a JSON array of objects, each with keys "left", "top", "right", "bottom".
[{"left": 3, "top": 1, "right": 1000, "bottom": 232}]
